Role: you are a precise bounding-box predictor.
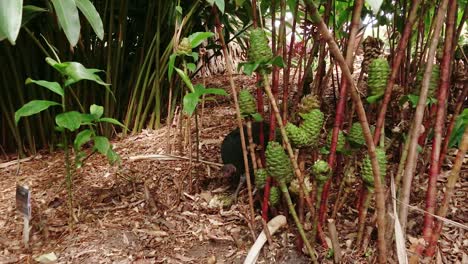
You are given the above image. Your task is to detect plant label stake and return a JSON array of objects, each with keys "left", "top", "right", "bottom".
[{"left": 16, "top": 185, "right": 31, "bottom": 248}]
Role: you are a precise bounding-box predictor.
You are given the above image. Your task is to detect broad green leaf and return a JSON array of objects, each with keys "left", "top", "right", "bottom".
[
  {"left": 22, "top": 5, "right": 47, "bottom": 26},
  {"left": 0, "top": 0, "right": 23, "bottom": 44},
  {"left": 200, "top": 88, "right": 228, "bottom": 96},
  {"left": 15, "top": 100, "right": 60, "bottom": 124},
  {"left": 188, "top": 32, "right": 214, "bottom": 48},
  {"left": 98, "top": 117, "right": 127, "bottom": 129},
  {"left": 74, "top": 129, "right": 93, "bottom": 150},
  {"left": 50, "top": 0, "right": 81, "bottom": 46},
  {"left": 80, "top": 113, "right": 97, "bottom": 124},
  {"left": 46, "top": 58, "right": 110, "bottom": 87},
  {"left": 175, "top": 6, "right": 183, "bottom": 15},
  {"left": 240, "top": 61, "right": 260, "bottom": 76},
  {"left": 183, "top": 93, "right": 200, "bottom": 116},
  {"left": 270, "top": 56, "right": 285, "bottom": 68},
  {"left": 215, "top": 0, "right": 225, "bottom": 13},
  {"left": 449, "top": 109, "right": 468, "bottom": 148},
  {"left": 190, "top": 52, "right": 199, "bottom": 62},
  {"left": 175, "top": 67, "right": 194, "bottom": 92},
  {"left": 75, "top": 0, "right": 104, "bottom": 40},
  {"left": 187, "top": 63, "right": 196, "bottom": 72},
  {"left": 25, "top": 78, "right": 64, "bottom": 97},
  {"left": 90, "top": 104, "right": 103, "bottom": 119},
  {"left": 366, "top": 94, "right": 383, "bottom": 104},
  {"left": 106, "top": 148, "right": 120, "bottom": 165},
  {"left": 93, "top": 136, "right": 110, "bottom": 155},
  {"left": 56, "top": 111, "right": 82, "bottom": 131},
  {"left": 168, "top": 54, "right": 177, "bottom": 79},
  {"left": 251, "top": 113, "right": 264, "bottom": 122}
]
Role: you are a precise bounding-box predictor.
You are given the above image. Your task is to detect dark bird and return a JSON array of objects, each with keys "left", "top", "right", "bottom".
[{"left": 221, "top": 122, "right": 271, "bottom": 200}]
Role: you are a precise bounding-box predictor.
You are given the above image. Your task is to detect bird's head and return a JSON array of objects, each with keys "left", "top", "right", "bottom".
[{"left": 221, "top": 164, "right": 237, "bottom": 178}]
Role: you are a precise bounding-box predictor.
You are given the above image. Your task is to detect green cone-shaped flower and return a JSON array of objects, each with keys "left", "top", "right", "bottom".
[
  {"left": 248, "top": 28, "right": 273, "bottom": 63},
  {"left": 255, "top": 168, "right": 267, "bottom": 189},
  {"left": 269, "top": 186, "right": 281, "bottom": 206},
  {"left": 239, "top": 89, "right": 257, "bottom": 117},
  {"left": 414, "top": 64, "right": 440, "bottom": 98},
  {"left": 298, "top": 94, "right": 320, "bottom": 115},
  {"left": 312, "top": 160, "right": 331, "bottom": 184},
  {"left": 289, "top": 176, "right": 312, "bottom": 195},
  {"left": 361, "top": 148, "right": 387, "bottom": 190},
  {"left": 327, "top": 130, "right": 346, "bottom": 152},
  {"left": 299, "top": 109, "right": 324, "bottom": 147},
  {"left": 367, "top": 58, "right": 390, "bottom": 97},
  {"left": 176, "top": 37, "right": 192, "bottom": 55},
  {"left": 286, "top": 123, "right": 312, "bottom": 148},
  {"left": 265, "top": 141, "right": 293, "bottom": 183},
  {"left": 348, "top": 122, "right": 375, "bottom": 147}
]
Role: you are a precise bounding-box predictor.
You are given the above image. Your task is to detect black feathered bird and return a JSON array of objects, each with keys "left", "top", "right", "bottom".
[{"left": 221, "top": 122, "right": 271, "bottom": 200}]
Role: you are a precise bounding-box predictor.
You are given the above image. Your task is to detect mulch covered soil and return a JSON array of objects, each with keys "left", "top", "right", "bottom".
[{"left": 0, "top": 74, "right": 466, "bottom": 263}]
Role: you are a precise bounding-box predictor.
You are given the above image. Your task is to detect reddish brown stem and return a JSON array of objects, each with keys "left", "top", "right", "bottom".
[
  {"left": 319, "top": 0, "right": 363, "bottom": 225},
  {"left": 303, "top": 1, "right": 387, "bottom": 262},
  {"left": 425, "top": 125, "right": 468, "bottom": 256},
  {"left": 373, "top": 0, "right": 421, "bottom": 145},
  {"left": 439, "top": 83, "right": 468, "bottom": 168},
  {"left": 422, "top": 0, "right": 456, "bottom": 243},
  {"left": 399, "top": 0, "right": 449, "bottom": 235}
]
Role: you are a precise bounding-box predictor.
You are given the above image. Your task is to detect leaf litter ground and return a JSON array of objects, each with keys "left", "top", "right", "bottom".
[{"left": 0, "top": 74, "right": 466, "bottom": 264}]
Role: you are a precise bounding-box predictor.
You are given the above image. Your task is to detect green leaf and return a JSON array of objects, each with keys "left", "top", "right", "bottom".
[
  {"left": 448, "top": 109, "right": 468, "bottom": 148},
  {"left": 186, "top": 63, "right": 196, "bottom": 72},
  {"left": 183, "top": 93, "right": 200, "bottom": 116},
  {"left": 190, "top": 52, "right": 199, "bottom": 62},
  {"left": 215, "top": 0, "right": 225, "bottom": 13},
  {"left": 74, "top": 129, "right": 93, "bottom": 150},
  {"left": 55, "top": 111, "right": 82, "bottom": 131},
  {"left": 188, "top": 32, "right": 214, "bottom": 48},
  {"left": 15, "top": 100, "right": 60, "bottom": 124},
  {"left": 366, "top": 94, "right": 384, "bottom": 104},
  {"left": 22, "top": 5, "right": 47, "bottom": 27},
  {"left": 270, "top": 56, "right": 285, "bottom": 68},
  {"left": 90, "top": 104, "right": 103, "bottom": 119},
  {"left": 46, "top": 58, "right": 110, "bottom": 90},
  {"left": 98, "top": 117, "right": 127, "bottom": 129},
  {"left": 75, "top": 0, "right": 104, "bottom": 40},
  {"left": 200, "top": 88, "right": 228, "bottom": 96},
  {"left": 106, "top": 148, "right": 120, "bottom": 165},
  {"left": 80, "top": 113, "right": 97, "bottom": 124},
  {"left": 50, "top": 0, "right": 81, "bottom": 46},
  {"left": 174, "top": 67, "right": 194, "bottom": 92},
  {"left": 168, "top": 54, "right": 177, "bottom": 79},
  {"left": 25, "top": 78, "right": 64, "bottom": 97},
  {"left": 93, "top": 136, "right": 110, "bottom": 155},
  {"left": 0, "top": 0, "right": 23, "bottom": 44},
  {"left": 175, "top": 6, "right": 182, "bottom": 15},
  {"left": 240, "top": 62, "right": 260, "bottom": 76},
  {"left": 251, "top": 113, "right": 264, "bottom": 122}
]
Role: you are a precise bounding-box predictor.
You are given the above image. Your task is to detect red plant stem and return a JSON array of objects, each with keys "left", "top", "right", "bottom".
[
  {"left": 251, "top": 0, "right": 258, "bottom": 28},
  {"left": 373, "top": 0, "right": 421, "bottom": 145},
  {"left": 399, "top": 0, "right": 449, "bottom": 234},
  {"left": 425, "top": 125, "right": 468, "bottom": 256},
  {"left": 422, "top": 0, "right": 456, "bottom": 243},
  {"left": 282, "top": 1, "right": 299, "bottom": 124},
  {"left": 303, "top": 1, "right": 387, "bottom": 262},
  {"left": 417, "top": 105, "right": 436, "bottom": 146},
  {"left": 319, "top": 0, "right": 363, "bottom": 225},
  {"left": 439, "top": 83, "right": 468, "bottom": 168},
  {"left": 250, "top": 0, "right": 269, "bottom": 221}
]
